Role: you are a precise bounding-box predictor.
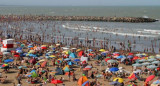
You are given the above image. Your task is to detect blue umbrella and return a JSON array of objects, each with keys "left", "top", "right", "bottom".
[
  {"left": 110, "top": 81, "right": 121, "bottom": 85},
  {"left": 28, "top": 45, "right": 33, "bottom": 48},
  {"left": 68, "top": 61, "right": 74, "bottom": 65},
  {"left": 101, "top": 52, "right": 106, "bottom": 56},
  {"left": 69, "top": 53, "right": 77, "bottom": 58},
  {"left": 109, "top": 67, "right": 119, "bottom": 72},
  {"left": 4, "top": 59, "right": 14, "bottom": 63},
  {"left": 16, "top": 50, "right": 22, "bottom": 53},
  {"left": 127, "top": 55, "right": 133, "bottom": 58},
  {"left": 16, "top": 47, "right": 22, "bottom": 50},
  {"left": 87, "top": 49, "right": 93, "bottom": 52},
  {"left": 117, "top": 55, "right": 124, "bottom": 59},
  {"left": 74, "top": 59, "right": 80, "bottom": 62}
]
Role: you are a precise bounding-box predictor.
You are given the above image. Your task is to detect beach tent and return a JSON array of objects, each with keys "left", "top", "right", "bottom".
[
  {"left": 81, "top": 57, "right": 88, "bottom": 62},
  {"left": 55, "top": 67, "right": 64, "bottom": 75},
  {"left": 78, "top": 76, "right": 88, "bottom": 86},
  {"left": 63, "top": 65, "right": 70, "bottom": 72},
  {"left": 69, "top": 53, "right": 77, "bottom": 58}
]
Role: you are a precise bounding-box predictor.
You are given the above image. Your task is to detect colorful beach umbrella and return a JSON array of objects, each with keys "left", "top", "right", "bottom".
[
  {"left": 145, "top": 75, "right": 155, "bottom": 82},
  {"left": 113, "top": 78, "right": 123, "bottom": 83}
]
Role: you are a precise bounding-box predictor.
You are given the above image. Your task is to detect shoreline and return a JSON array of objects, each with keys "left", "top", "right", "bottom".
[{"left": 0, "top": 15, "right": 158, "bottom": 23}]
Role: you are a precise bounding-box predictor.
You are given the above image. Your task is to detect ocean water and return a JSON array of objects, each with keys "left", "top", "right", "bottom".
[{"left": 0, "top": 6, "right": 160, "bottom": 53}]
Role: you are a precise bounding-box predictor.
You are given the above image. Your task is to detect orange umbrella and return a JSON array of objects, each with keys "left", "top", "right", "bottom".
[{"left": 41, "top": 61, "right": 47, "bottom": 68}]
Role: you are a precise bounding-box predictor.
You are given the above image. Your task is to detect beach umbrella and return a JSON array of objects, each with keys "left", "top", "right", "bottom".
[
  {"left": 101, "top": 52, "right": 107, "bottom": 56},
  {"left": 109, "top": 67, "right": 119, "bottom": 72},
  {"left": 105, "top": 58, "right": 111, "bottom": 62},
  {"left": 152, "top": 61, "right": 160, "bottom": 64},
  {"left": 121, "top": 57, "right": 127, "bottom": 62},
  {"left": 99, "top": 49, "right": 105, "bottom": 52},
  {"left": 148, "top": 58, "right": 156, "bottom": 62},
  {"left": 18, "top": 66, "right": 27, "bottom": 69},
  {"left": 1, "top": 63, "right": 9, "bottom": 68},
  {"left": 135, "top": 54, "right": 143, "bottom": 57},
  {"left": 83, "top": 65, "right": 92, "bottom": 70},
  {"left": 20, "top": 44, "right": 25, "bottom": 47},
  {"left": 51, "top": 79, "right": 63, "bottom": 84},
  {"left": 76, "top": 49, "right": 81, "bottom": 52},
  {"left": 64, "top": 58, "right": 71, "bottom": 61},
  {"left": 49, "top": 55, "right": 56, "bottom": 58},
  {"left": 32, "top": 72, "right": 38, "bottom": 78},
  {"left": 128, "top": 53, "right": 134, "bottom": 56},
  {"left": 29, "top": 50, "right": 35, "bottom": 53},
  {"left": 107, "top": 59, "right": 117, "bottom": 63},
  {"left": 117, "top": 55, "right": 124, "bottom": 59},
  {"left": 41, "top": 61, "right": 47, "bottom": 68},
  {"left": 132, "top": 63, "right": 142, "bottom": 67},
  {"left": 62, "top": 47, "right": 69, "bottom": 50},
  {"left": 147, "top": 65, "right": 157, "bottom": 69},
  {"left": 110, "top": 81, "right": 121, "bottom": 86},
  {"left": 74, "top": 59, "right": 80, "bottom": 62},
  {"left": 145, "top": 75, "right": 155, "bottom": 82},
  {"left": 113, "top": 78, "right": 123, "bottom": 83},
  {"left": 139, "top": 59, "right": 147, "bottom": 62},
  {"left": 69, "top": 53, "right": 77, "bottom": 58},
  {"left": 78, "top": 51, "right": 84, "bottom": 57},
  {"left": 29, "top": 58, "right": 37, "bottom": 64},
  {"left": 133, "top": 56, "right": 139, "bottom": 61},
  {"left": 28, "top": 45, "right": 33, "bottom": 48},
  {"left": 149, "top": 56, "right": 155, "bottom": 59},
  {"left": 3, "top": 52, "right": 10, "bottom": 55},
  {"left": 156, "top": 57, "right": 160, "bottom": 59},
  {"left": 142, "top": 62, "right": 151, "bottom": 66},
  {"left": 71, "top": 48, "right": 76, "bottom": 50},
  {"left": 152, "top": 80, "right": 160, "bottom": 84},
  {"left": 68, "top": 61, "right": 74, "bottom": 66},
  {"left": 87, "top": 49, "right": 93, "bottom": 52},
  {"left": 16, "top": 50, "right": 22, "bottom": 53},
  {"left": 56, "top": 44, "right": 60, "bottom": 46},
  {"left": 127, "top": 55, "right": 133, "bottom": 58},
  {"left": 16, "top": 47, "right": 22, "bottom": 50},
  {"left": 4, "top": 59, "right": 14, "bottom": 63}
]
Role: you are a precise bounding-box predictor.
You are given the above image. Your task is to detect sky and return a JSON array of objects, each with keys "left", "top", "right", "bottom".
[{"left": 0, "top": 0, "right": 160, "bottom": 6}]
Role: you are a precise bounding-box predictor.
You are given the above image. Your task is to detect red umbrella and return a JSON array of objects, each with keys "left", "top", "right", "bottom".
[
  {"left": 128, "top": 53, "right": 134, "bottom": 56},
  {"left": 133, "top": 56, "right": 139, "bottom": 60},
  {"left": 78, "top": 51, "right": 84, "bottom": 57},
  {"left": 14, "top": 54, "right": 20, "bottom": 57},
  {"left": 145, "top": 75, "right": 155, "bottom": 82},
  {"left": 105, "top": 58, "right": 111, "bottom": 62},
  {"left": 51, "top": 79, "right": 63, "bottom": 84}
]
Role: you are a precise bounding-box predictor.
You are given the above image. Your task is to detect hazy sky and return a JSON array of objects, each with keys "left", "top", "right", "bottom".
[{"left": 0, "top": 0, "right": 160, "bottom": 6}]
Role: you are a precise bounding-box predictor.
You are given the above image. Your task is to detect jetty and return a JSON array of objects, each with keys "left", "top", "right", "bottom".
[{"left": 0, "top": 15, "right": 158, "bottom": 23}]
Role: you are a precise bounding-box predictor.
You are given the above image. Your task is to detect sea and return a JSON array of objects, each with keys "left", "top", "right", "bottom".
[{"left": 0, "top": 6, "right": 160, "bottom": 53}]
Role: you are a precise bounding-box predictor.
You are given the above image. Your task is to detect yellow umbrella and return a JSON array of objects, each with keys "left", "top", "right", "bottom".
[
  {"left": 113, "top": 78, "right": 123, "bottom": 83},
  {"left": 38, "top": 59, "right": 46, "bottom": 63},
  {"left": 29, "top": 50, "right": 35, "bottom": 53},
  {"left": 99, "top": 49, "right": 105, "bottom": 52},
  {"left": 49, "top": 55, "right": 56, "bottom": 58},
  {"left": 76, "top": 49, "right": 81, "bottom": 52}
]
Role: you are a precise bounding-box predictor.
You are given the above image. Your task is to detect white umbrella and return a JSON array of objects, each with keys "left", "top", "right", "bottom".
[
  {"left": 148, "top": 58, "right": 156, "bottom": 62},
  {"left": 62, "top": 47, "right": 69, "bottom": 50},
  {"left": 139, "top": 59, "right": 147, "bottom": 62},
  {"left": 152, "top": 61, "right": 160, "bottom": 64},
  {"left": 142, "top": 62, "right": 151, "bottom": 66},
  {"left": 132, "top": 63, "right": 142, "bottom": 67},
  {"left": 3, "top": 52, "right": 10, "bottom": 55},
  {"left": 147, "top": 65, "right": 157, "bottom": 69}
]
